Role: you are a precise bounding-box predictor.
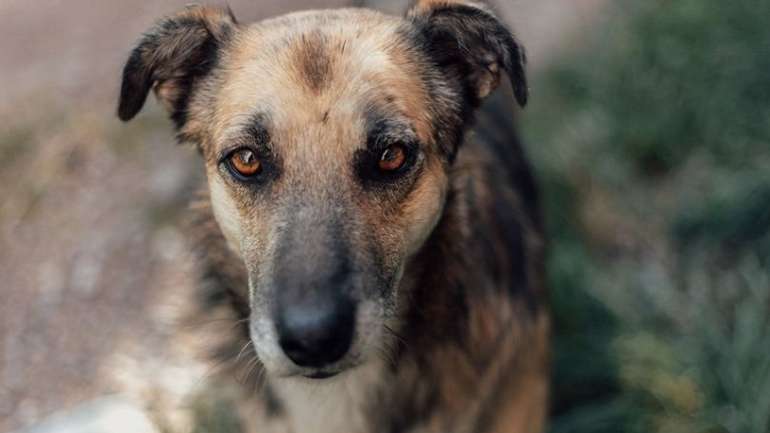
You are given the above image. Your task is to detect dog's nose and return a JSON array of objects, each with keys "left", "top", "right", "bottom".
[{"left": 276, "top": 296, "right": 355, "bottom": 368}]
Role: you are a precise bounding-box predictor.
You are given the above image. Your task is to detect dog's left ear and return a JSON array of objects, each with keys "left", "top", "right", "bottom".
[{"left": 408, "top": 0, "right": 528, "bottom": 106}]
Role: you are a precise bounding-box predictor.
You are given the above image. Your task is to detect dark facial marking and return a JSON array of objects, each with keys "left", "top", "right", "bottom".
[
  {"left": 219, "top": 114, "right": 280, "bottom": 187},
  {"left": 354, "top": 111, "right": 422, "bottom": 192},
  {"left": 293, "top": 31, "right": 333, "bottom": 93}
]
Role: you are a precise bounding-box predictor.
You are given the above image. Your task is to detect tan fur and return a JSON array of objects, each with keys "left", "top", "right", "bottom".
[{"left": 197, "top": 8, "right": 453, "bottom": 314}]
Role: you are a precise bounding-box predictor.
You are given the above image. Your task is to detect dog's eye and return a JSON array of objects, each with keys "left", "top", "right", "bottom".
[
  {"left": 228, "top": 148, "right": 262, "bottom": 178},
  {"left": 355, "top": 140, "right": 418, "bottom": 185},
  {"left": 378, "top": 145, "right": 407, "bottom": 173}
]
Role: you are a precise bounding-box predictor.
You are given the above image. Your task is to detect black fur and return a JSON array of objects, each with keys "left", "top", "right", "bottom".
[
  {"left": 117, "top": 8, "right": 235, "bottom": 125},
  {"left": 399, "top": 3, "right": 528, "bottom": 163},
  {"left": 355, "top": 110, "right": 422, "bottom": 191},
  {"left": 476, "top": 86, "right": 543, "bottom": 230},
  {"left": 411, "top": 4, "right": 528, "bottom": 108}
]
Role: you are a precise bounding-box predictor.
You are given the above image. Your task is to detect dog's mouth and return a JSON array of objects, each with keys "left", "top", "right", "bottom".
[
  {"left": 284, "top": 357, "right": 365, "bottom": 380},
  {"left": 303, "top": 370, "right": 340, "bottom": 380},
  {"left": 264, "top": 354, "right": 363, "bottom": 380},
  {"left": 249, "top": 297, "right": 387, "bottom": 381}
]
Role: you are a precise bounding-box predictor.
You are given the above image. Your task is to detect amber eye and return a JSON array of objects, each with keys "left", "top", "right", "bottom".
[
  {"left": 378, "top": 145, "right": 407, "bottom": 172},
  {"left": 228, "top": 148, "right": 262, "bottom": 177}
]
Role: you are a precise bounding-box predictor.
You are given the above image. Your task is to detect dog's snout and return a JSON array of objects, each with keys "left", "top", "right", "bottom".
[
  {"left": 271, "top": 210, "right": 359, "bottom": 369},
  {"left": 277, "top": 296, "right": 355, "bottom": 368}
]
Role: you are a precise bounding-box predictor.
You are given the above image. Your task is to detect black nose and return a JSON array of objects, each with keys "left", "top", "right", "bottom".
[{"left": 276, "top": 296, "right": 355, "bottom": 368}]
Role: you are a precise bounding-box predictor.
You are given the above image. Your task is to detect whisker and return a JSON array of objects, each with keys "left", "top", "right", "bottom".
[
  {"left": 177, "top": 316, "right": 250, "bottom": 332},
  {"left": 373, "top": 340, "right": 398, "bottom": 369},
  {"left": 235, "top": 340, "right": 254, "bottom": 365},
  {"left": 253, "top": 365, "right": 266, "bottom": 389},
  {"left": 241, "top": 356, "right": 259, "bottom": 381},
  {"left": 383, "top": 324, "right": 408, "bottom": 349}
]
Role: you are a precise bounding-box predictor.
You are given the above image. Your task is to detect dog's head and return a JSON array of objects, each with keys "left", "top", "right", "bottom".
[{"left": 118, "top": 1, "right": 526, "bottom": 379}]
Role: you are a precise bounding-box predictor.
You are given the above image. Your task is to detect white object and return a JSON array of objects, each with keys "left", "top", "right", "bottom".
[{"left": 19, "top": 395, "right": 158, "bottom": 433}]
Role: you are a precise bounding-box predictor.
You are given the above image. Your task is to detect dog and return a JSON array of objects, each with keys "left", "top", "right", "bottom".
[{"left": 117, "top": 1, "right": 549, "bottom": 432}]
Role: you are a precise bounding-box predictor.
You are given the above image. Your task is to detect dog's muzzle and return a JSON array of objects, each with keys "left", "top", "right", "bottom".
[
  {"left": 270, "top": 209, "right": 359, "bottom": 373},
  {"left": 276, "top": 293, "right": 356, "bottom": 369}
]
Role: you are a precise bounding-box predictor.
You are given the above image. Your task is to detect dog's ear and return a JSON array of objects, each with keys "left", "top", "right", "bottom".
[
  {"left": 408, "top": 0, "right": 528, "bottom": 107},
  {"left": 117, "top": 5, "right": 237, "bottom": 124}
]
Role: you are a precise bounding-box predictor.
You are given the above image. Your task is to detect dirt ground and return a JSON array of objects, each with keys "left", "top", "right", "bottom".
[{"left": 0, "top": 1, "right": 605, "bottom": 431}]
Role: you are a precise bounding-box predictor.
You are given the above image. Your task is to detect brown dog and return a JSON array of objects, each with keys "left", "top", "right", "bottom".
[{"left": 118, "top": 1, "right": 548, "bottom": 432}]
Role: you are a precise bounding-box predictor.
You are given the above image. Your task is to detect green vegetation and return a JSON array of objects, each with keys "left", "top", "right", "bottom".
[{"left": 522, "top": 0, "right": 770, "bottom": 432}]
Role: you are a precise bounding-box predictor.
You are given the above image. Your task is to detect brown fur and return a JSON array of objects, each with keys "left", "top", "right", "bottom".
[
  {"left": 292, "top": 31, "right": 334, "bottom": 93},
  {"left": 118, "top": 2, "right": 549, "bottom": 432}
]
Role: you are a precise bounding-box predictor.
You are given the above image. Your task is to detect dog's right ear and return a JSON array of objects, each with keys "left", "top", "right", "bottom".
[
  {"left": 408, "top": 0, "right": 528, "bottom": 107},
  {"left": 117, "top": 5, "right": 237, "bottom": 125}
]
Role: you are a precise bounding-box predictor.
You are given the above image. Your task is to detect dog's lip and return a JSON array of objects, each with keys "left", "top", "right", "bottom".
[
  {"left": 297, "top": 360, "right": 365, "bottom": 380},
  {"left": 303, "top": 370, "right": 340, "bottom": 380}
]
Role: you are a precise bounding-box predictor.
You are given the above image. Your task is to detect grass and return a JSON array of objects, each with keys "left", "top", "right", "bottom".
[{"left": 521, "top": 0, "right": 770, "bottom": 431}]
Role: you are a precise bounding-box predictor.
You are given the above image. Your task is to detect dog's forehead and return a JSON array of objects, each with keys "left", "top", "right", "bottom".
[{"left": 211, "top": 9, "right": 432, "bottom": 150}]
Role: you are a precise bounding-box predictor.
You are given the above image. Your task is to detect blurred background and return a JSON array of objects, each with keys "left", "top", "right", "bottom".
[{"left": 1, "top": 0, "right": 768, "bottom": 432}]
